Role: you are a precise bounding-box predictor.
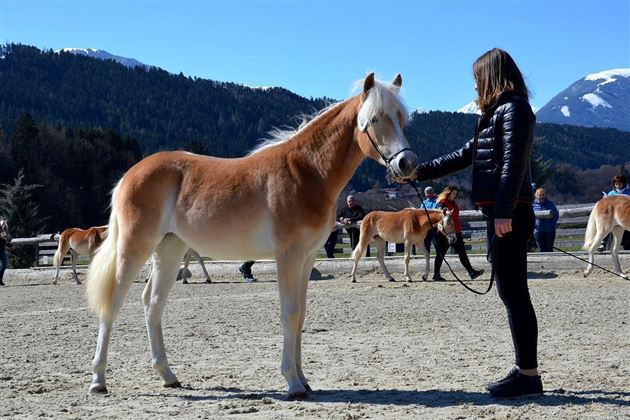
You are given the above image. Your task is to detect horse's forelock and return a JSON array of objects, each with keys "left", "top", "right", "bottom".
[{"left": 358, "top": 78, "right": 409, "bottom": 126}]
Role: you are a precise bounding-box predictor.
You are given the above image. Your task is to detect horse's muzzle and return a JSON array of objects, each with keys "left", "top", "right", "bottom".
[{"left": 392, "top": 150, "right": 418, "bottom": 179}]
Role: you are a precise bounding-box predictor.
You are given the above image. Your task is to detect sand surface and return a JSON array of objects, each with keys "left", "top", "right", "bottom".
[{"left": 1, "top": 254, "right": 629, "bottom": 419}]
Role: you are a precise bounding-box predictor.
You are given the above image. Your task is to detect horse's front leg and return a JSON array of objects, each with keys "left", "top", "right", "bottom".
[
  {"left": 421, "top": 239, "right": 430, "bottom": 281},
  {"left": 276, "top": 250, "right": 309, "bottom": 398},
  {"left": 295, "top": 253, "right": 316, "bottom": 392},
  {"left": 403, "top": 241, "right": 413, "bottom": 282}
]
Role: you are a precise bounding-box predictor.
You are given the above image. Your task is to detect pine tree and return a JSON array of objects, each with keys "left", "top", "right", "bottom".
[{"left": 0, "top": 170, "right": 45, "bottom": 267}]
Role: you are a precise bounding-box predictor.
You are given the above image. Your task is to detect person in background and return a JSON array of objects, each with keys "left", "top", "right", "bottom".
[
  {"left": 338, "top": 194, "right": 368, "bottom": 255},
  {"left": 532, "top": 188, "right": 559, "bottom": 252},
  {"left": 324, "top": 228, "right": 339, "bottom": 258},
  {"left": 413, "top": 48, "right": 542, "bottom": 398},
  {"left": 598, "top": 174, "right": 630, "bottom": 251},
  {"left": 421, "top": 186, "right": 438, "bottom": 255},
  {"left": 239, "top": 261, "right": 257, "bottom": 283},
  {"left": 0, "top": 218, "right": 13, "bottom": 287},
  {"left": 432, "top": 186, "right": 484, "bottom": 282}
]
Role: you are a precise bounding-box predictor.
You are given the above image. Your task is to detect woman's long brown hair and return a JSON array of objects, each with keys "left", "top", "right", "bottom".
[
  {"left": 473, "top": 48, "right": 530, "bottom": 113},
  {"left": 437, "top": 185, "right": 458, "bottom": 203}
]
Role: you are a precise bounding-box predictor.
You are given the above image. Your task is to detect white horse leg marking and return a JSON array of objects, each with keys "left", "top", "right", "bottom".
[
  {"left": 403, "top": 241, "right": 413, "bottom": 283},
  {"left": 375, "top": 238, "right": 394, "bottom": 282},
  {"left": 144, "top": 234, "right": 188, "bottom": 387},
  {"left": 584, "top": 226, "right": 608, "bottom": 277},
  {"left": 295, "top": 253, "right": 316, "bottom": 391},
  {"left": 276, "top": 250, "right": 308, "bottom": 398},
  {"left": 90, "top": 247, "right": 150, "bottom": 393},
  {"left": 421, "top": 238, "right": 430, "bottom": 281}
]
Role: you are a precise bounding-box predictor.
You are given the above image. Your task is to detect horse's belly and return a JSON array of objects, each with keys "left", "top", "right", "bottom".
[{"left": 175, "top": 216, "right": 277, "bottom": 260}]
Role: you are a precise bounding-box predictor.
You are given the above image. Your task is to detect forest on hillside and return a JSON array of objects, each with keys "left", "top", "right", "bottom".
[{"left": 1, "top": 43, "right": 630, "bottom": 237}]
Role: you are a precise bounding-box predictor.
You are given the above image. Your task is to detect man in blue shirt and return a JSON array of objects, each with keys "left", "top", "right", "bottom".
[
  {"left": 421, "top": 186, "right": 438, "bottom": 254},
  {"left": 532, "top": 188, "right": 559, "bottom": 252}
]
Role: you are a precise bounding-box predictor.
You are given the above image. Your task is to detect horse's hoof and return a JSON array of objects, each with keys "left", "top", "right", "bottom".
[
  {"left": 163, "top": 381, "right": 182, "bottom": 388},
  {"left": 182, "top": 280, "right": 188, "bottom": 284},
  {"left": 205, "top": 280, "right": 211, "bottom": 284},
  {"left": 582, "top": 271, "right": 588, "bottom": 278},
  {"left": 351, "top": 278, "right": 356, "bottom": 283},
  {"left": 52, "top": 281, "right": 57, "bottom": 286},
  {"left": 421, "top": 276, "right": 428, "bottom": 281},
  {"left": 288, "top": 390, "right": 308, "bottom": 400},
  {"left": 89, "top": 384, "right": 108, "bottom": 394},
  {"left": 406, "top": 278, "right": 413, "bottom": 283},
  {"left": 304, "top": 383, "right": 312, "bottom": 392},
  {"left": 76, "top": 281, "right": 82, "bottom": 285},
  {"left": 388, "top": 278, "right": 396, "bottom": 282}
]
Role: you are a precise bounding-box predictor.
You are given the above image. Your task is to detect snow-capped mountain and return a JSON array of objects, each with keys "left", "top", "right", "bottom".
[
  {"left": 536, "top": 68, "right": 630, "bottom": 132},
  {"left": 56, "top": 48, "right": 150, "bottom": 69},
  {"left": 457, "top": 101, "right": 481, "bottom": 115},
  {"left": 456, "top": 100, "right": 538, "bottom": 115}
]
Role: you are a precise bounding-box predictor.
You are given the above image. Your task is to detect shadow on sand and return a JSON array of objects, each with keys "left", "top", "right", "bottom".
[{"left": 142, "top": 386, "right": 630, "bottom": 408}]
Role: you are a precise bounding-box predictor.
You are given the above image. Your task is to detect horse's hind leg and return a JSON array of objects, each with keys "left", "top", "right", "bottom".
[
  {"left": 584, "top": 226, "right": 610, "bottom": 277},
  {"left": 403, "top": 241, "right": 413, "bottom": 283},
  {"left": 375, "top": 238, "right": 395, "bottom": 282},
  {"left": 610, "top": 226, "right": 627, "bottom": 278},
  {"left": 53, "top": 242, "right": 71, "bottom": 285},
  {"left": 143, "top": 234, "right": 188, "bottom": 387},
  {"left": 350, "top": 233, "right": 370, "bottom": 283},
  {"left": 91, "top": 243, "right": 152, "bottom": 393},
  {"left": 195, "top": 252, "right": 211, "bottom": 283},
  {"left": 71, "top": 251, "right": 81, "bottom": 284}
]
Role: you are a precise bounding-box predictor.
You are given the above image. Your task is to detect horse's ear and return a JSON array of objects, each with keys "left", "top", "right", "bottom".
[
  {"left": 442, "top": 207, "right": 448, "bottom": 215},
  {"left": 363, "top": 73, "right": 375, "bottom": 95},
  {"left": 392, "top": 74, "right": 402, "bottom": 90}
]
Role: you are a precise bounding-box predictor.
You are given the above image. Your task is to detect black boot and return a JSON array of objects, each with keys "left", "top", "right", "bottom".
[
  {"left": 469, "top": 268, "right": 485, "bottom": 280},
  {"left": 486, "top": 370, "right": 543, "bottom": 398}
]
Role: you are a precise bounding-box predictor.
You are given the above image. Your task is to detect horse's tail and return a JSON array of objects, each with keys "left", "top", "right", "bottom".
[
  {"left": 351, "top": 243, "right": 366, "bottom": 260},
  {"left": 86, "top": 188, "right": 120, "bottom": 321},
  {"left": 52, "top": 232, "right": 68, "bottom": 268},
  {"left": 583, "top": 205, "right": 599, "bottom": 250}
]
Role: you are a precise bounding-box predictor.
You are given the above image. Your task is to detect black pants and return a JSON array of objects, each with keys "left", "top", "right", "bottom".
[
  {"left": 346, "top": 227, "right": 369, "bottom": 257},
  {"left": 324, "top": 230, "right": 338, "bottom": 258},
  {"left": 534, "top": 230, "right": 556, "bottom": 252},
  {"left": 424, "top": 229, "right": 435, "bottom": 254},
  {"left": 486, "top": 205, "right": 538, "bottom": 369},
  {"left": 434, "top": 232, "right": 474, "bottom": 275}
]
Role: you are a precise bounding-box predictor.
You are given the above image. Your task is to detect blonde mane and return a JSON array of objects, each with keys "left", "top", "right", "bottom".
[{"left": 248, "top": 77, "right": 408, "bottom": 156}]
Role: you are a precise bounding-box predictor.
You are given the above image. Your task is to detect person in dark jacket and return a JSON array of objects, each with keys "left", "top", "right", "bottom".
[
  {"left": 0, "top": 218, "right": 13, "bottom": 286},
  {"left": 532, "top": 188, "right": 559, "bottom": 252},
  {"left": 432, "top": 185, "right": 484, "bottom": 281},
  {"left": 413, "top": 48, "right": 542, "bottom": 398},
  {"left": 338, "top": 195, "right": 368, "bottom": 255}
]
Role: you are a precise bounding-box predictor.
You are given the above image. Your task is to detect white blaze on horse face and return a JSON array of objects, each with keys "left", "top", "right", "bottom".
[{"left": 357, "top": 79, "right": 417, "bottom": 179}]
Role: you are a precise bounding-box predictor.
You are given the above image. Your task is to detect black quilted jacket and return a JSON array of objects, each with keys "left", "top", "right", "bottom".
[{"left": 416, "top": 92, "right": 535, "bottom": 219}]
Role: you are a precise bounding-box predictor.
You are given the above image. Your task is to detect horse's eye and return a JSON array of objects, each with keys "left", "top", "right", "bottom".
[{"left": 370, "top": 116, "right": 378, "bottom": 124}]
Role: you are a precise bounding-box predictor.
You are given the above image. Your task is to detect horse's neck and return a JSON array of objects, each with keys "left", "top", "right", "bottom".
[{"left": 287, "top": 97, "right": 364, "bottom": 198}]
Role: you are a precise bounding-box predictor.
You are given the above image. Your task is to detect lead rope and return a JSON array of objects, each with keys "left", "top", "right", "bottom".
[{"left": 407, "top": 180, "right": 496, "bottom": 295}]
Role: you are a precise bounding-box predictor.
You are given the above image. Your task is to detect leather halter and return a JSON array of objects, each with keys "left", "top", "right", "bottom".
[{"left": 362, "top": 124, "right": 411, "bottom": 177}]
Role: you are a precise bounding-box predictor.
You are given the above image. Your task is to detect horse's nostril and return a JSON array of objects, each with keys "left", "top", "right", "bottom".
[{"left": 399, "top": 158, "right": 409, "bottom": 172}]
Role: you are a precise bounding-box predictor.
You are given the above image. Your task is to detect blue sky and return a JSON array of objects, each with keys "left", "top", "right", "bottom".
[{"left": 1, "top": 0, "right": 629, "bottom": 111}]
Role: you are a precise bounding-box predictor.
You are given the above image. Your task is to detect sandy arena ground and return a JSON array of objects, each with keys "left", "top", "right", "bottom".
[{"left": 0, "top": 254, "right": 629, "bottom": 419}]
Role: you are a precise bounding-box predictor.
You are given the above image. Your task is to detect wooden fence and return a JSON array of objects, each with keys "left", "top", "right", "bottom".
[{"left": 11, "top": 203, "right": 596, "bottom": 267}]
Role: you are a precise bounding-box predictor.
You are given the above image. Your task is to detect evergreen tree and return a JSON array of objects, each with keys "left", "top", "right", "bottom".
[{"left": 0, "top": 170, "right": 45, "bottom": 267}]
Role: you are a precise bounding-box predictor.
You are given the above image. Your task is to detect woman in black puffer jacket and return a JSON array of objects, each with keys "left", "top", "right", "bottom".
[{"left": 414, "top": 48, "right": 542, "bottom": 398}]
